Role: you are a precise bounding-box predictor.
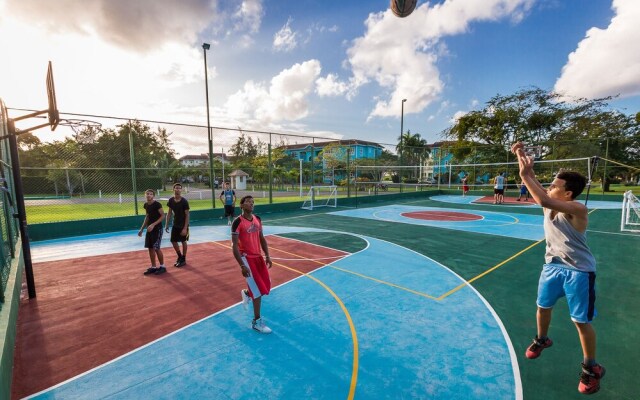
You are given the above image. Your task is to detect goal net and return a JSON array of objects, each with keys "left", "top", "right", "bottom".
[
  {"left": 301, "top": 186, "right": 337, "bottom": 210},
  {"left": 621, "top": 190, "right": 640, "bottom": 233}
]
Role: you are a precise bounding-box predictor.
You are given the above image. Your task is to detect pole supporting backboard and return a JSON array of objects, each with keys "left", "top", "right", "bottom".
[{"left": 1, "top": 62, "right": 62, "bottom": 298}]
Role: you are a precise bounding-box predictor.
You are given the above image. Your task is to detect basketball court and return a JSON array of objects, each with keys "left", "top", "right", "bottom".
[{"left": 12, "top": 194, "right": 639, "bottom": 400}]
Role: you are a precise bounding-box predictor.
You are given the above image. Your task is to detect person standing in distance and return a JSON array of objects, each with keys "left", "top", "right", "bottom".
[
  {"left": 494, "top": 172, "right": 506, "bottom": 204},
  {"left": 232, "top": 195, "right": 273, "bottom": 334},
  {"left": 219, "top": 182, "right": 236, "bottom": 226},
  {"left": 512, "top": 142, "right": 605, "bottom": 395},
  {"left": 165, "top": 183, "right": 190, "bottom": 267},
  {"left": 461, "top": 174, "right": 470, "bottom": 197}
]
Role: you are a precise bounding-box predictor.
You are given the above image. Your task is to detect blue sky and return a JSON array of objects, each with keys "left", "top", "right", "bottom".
[{"left": 1, "top": 0, "right": 638, "bottom": 156}]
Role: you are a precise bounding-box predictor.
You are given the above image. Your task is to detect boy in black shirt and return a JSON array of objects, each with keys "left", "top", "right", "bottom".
[
  {"left": 165, "top": 183, "right": 190, "bottom": 267},
  {"left": 138, "top": 189, "right": 166, "bottom": 275}
]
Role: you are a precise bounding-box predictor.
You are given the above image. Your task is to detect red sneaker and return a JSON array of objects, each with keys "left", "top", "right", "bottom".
[
  {"left": 579, "top": 363, "right": 606, "bottom": 394},
  {"left": 525, "top": 336, "right": 553, "bottom": 359}
]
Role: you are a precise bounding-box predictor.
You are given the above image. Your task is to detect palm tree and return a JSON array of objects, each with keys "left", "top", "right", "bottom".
[{"left": 396, "top": 130, "right": 430, "bottom": 179}]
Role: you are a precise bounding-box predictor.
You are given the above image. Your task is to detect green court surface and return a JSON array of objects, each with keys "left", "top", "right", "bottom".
[{"left": 262, "top": 195, "right": 637, "bottom": 400}]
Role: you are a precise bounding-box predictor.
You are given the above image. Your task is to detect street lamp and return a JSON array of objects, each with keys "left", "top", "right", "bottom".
[
  {"left": 202, "top": 42, "right": 215, "bottom": 207},
  {"left": 400, "top": 98, "right": 407, "bottom": 189}
]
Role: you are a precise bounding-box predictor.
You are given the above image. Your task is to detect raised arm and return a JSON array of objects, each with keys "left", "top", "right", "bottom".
[{"left": 512, "top": 143, "right": 588, "bottom": 219}]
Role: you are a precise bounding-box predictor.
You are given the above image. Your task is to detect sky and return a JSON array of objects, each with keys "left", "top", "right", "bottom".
[{"left": 1, "top": 0, "right": 639, "bottom": 156}]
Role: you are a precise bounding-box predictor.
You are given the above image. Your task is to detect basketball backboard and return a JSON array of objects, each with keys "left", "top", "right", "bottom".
[
  {"left": 46, "top": 61, "right": 59, "bottom": 130},
  {"left": 10, "top": 61, "right": 60, "bottom": 133},
  {"left": 524, "top": 145, "right": 542, "bottom": 160}
]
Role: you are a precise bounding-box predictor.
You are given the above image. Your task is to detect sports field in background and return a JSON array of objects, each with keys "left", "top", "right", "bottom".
[
  {"left": 23, "top": 183, "right": 640, "bottom": 224},
  {"left": 12, "top": 192, "right": 638, "bottom": 399}
]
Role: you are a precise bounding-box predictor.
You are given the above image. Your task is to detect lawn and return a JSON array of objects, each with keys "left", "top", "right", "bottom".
[{"left": 24, "top": 184, "right": 638, "bottom": 224}]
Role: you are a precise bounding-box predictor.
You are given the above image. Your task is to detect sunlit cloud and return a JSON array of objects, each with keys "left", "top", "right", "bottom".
[
  {"left": 273, "top": 17, "right": 298, "bottom": 52},
  {"left": 554, "top": 0, "right": 640, "bottom": 100},
  {"left": 318, "top": 0, "right": 535, "bottom": 120},
  {"left": 5, "top": 0, "right": 217, "bottom": 52}
]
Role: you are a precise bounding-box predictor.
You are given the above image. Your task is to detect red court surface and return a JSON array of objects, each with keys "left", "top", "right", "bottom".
[
  {"left": 401, "top": 210, "right": 483, "bottom": 221},
  {"left": 12, "top": 236, "right": 347, "bottom": 399},
  {"left": 472, "top": 196, "right": 536, "bottom": 205}
]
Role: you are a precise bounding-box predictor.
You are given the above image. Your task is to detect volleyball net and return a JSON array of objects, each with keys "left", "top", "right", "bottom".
[{"left": 355, "top": 156, "right": 595, "bottom": 192}]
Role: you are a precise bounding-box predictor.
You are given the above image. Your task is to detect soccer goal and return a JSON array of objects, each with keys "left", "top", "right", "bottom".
[
  {"left": 301, "top": 186, "right": 338, "bottom": 210},
  {"left": 621, "top": 190, "right": 640, "bottom": 233}
]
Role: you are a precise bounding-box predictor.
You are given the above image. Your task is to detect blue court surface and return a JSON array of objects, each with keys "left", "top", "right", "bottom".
[
  {"left": 330, "top": 205, "right": 545, "bottom": 241},
  {"left": 27, "top": 226, "right": 522, "bottom": 399},
  {"left": 431, "top": 194, "right": 623, "bottom": 209}
]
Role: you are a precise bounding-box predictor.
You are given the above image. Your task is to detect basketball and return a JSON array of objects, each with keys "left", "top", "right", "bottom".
[{"left": 390, "top": 0, "right": 417, "bottom": 18}]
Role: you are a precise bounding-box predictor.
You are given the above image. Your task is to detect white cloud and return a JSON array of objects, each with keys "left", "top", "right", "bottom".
[
  {"left": 330, "top": 0, "right": 535, "bottom": 119},
  {"left": 5, "top": 0, "right": 217, "bottom": 52},
  {"left": 233, "top": 0, "right": 264, "bottom": 34},
  {"left": 316, "top": 73, "right": 349, "bottom": 96},
  {"left": 273, "top": 18, "right": 298, "bottom": 52},
  {"left": 225, "top": 60, "right": 322, "bottom": 126},
  {"left": 554, "top": 0, "right": 640, "bottom": 99},
  {"left": 450, "top": 110, "right": 468, "bottom": 123}
]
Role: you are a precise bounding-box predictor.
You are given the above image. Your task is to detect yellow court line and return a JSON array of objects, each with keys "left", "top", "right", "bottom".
[
  {"left": 274, "top": 261, "right": 359, "bottom": 400},
  {"left": 437, "top": 239, "right": 545, "bottom": 300},
  {"left": 269, "top": 246, "right": 347, "bottom": 266},
  {"left": 269, "top": 244, "right": 438, "bottom": 300},
  {"left": 211, "top": 241, "right": 359, "bottom": 400},
  {"left": 438, "top": 208, "right": 600, "bottom": 300},
  {"left": 329, "top": 265, "right": 438, "bottom": 300}
]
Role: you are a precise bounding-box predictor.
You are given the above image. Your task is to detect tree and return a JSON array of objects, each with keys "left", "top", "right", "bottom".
[
  {"left": 444, "top": 87, "right": 639, "bottom": 166},
  {"left": 229, "top": 133, "right": 265, "bottom": 162},
  {"left": 397, "top": 130, "right": 429, "bottom": 180}
]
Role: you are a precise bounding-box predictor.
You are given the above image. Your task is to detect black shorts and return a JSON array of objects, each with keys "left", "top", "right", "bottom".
[
  {"left": 224, "top": 205, "right": 235, "bottom": 217},
  {"left": 171, "top": 226, "right": 189, "bottom": 243},
  {"left": 145, "top": 226, "right": 163, "bottom": 249},
  {"left": 494, "top": 188, "right": 504, "bottom": 195}
]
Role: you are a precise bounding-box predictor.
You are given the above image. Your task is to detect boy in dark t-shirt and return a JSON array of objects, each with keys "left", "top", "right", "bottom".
[
  {"left": 138, "top": 189, "right": 166, "bottom": 275},
  {"left": 165, "top": 183, "right": 190, "bottom": 267}
]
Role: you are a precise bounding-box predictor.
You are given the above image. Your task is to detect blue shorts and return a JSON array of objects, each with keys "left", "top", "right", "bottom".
[{"left": 537, "top": 263, "right": 596, "bottom": 323}]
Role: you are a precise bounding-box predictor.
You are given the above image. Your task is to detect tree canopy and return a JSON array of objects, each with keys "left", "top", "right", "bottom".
[{"left": 443, "top": 87, "right": 639, "bottom": 168}]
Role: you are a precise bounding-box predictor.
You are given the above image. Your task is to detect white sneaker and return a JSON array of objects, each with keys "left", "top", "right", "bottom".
[
  {"left": 251, "top": 318, "right": 272, "bottom": 334},
  {"left": 240, "top": 290, "right": 250, "bottom": 311}
]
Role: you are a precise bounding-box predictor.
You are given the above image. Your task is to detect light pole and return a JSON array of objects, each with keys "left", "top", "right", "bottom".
[
  {"left": 202, "top": 42, "right": 216, "bottom": 208},
  {"left": 299, "top": 158, "right": 303, "bottom": 197},
  {"left": 400, "top": 98, "right": 407, "bottom": 190}
]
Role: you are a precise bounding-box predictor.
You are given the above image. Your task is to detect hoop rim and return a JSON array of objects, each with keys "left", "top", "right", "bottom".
[{"left": 58, "top": 118, "right": 102, "bottom": 128}]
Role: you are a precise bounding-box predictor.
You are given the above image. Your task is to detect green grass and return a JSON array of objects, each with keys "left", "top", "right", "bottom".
[
  {"left": 25, "top": 195, "right": 334, "bottom": 223},
  {"left": 24, "top": 184, "right": 639, "bottom": 224}
]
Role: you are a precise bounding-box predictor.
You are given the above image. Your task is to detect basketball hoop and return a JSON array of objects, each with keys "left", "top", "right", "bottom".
[
  {"left": 58, "top": 118, "right": 102, "bottom": 134},
  {"left": 524, "top": 145, "right": 543, "bottom": 160}
]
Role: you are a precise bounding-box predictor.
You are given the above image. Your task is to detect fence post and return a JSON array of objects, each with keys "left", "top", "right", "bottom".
[
  {"left": 268, "top": 139, "right": 273, "bottom": 204},
  {"left": 347, "top": 148, "right": 351, "bottom": 198},
  {"left": 8, "top": 129, "right": 36, "bottom": 298},
  {"left": 128, "top": 125, "right": 139, "bottom": 215}
]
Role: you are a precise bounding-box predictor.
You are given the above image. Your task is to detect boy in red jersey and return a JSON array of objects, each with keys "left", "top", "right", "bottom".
[{"left": 231, "top": 195, "right": 273, "bottom": 334}]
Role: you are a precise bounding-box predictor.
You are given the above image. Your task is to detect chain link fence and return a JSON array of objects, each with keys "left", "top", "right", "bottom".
[
  {"left": 0, "top": 100, "right": 19, "bottom": 304},
  {"left": 14, "top": 112, "right": 640, "bottom": 225}
]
